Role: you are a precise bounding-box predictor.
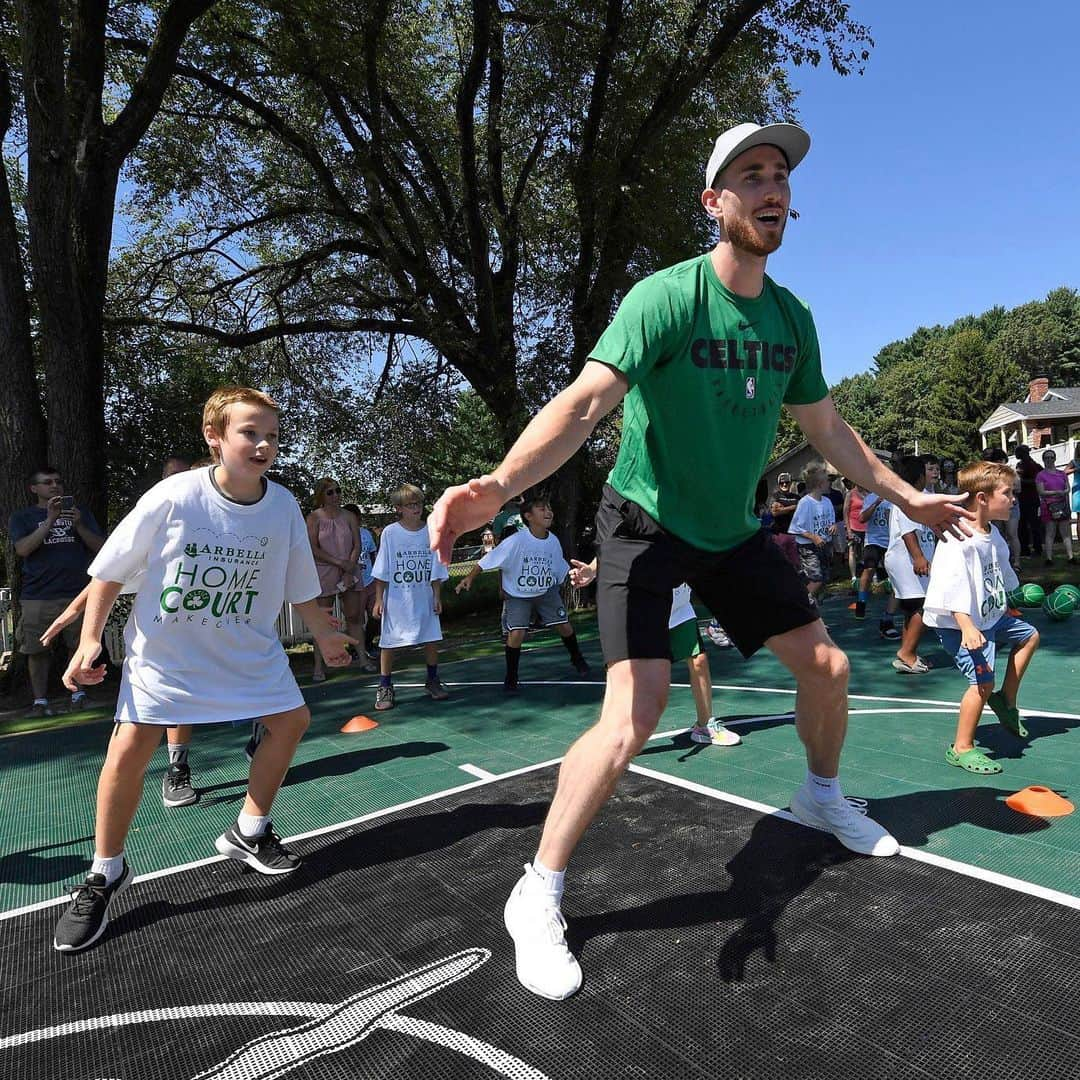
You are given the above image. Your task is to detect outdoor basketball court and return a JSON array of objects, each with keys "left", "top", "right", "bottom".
[{"left": 2, "top": 600, "right": 1079, "bottom": 1078}]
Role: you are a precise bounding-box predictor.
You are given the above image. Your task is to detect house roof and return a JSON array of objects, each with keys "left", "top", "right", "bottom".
[
  {"left": 766, "top": 440, "right": 891, "bottom": 471},
  {"left": 979, "top": 387, "right": 1080, "bottom": 433}
]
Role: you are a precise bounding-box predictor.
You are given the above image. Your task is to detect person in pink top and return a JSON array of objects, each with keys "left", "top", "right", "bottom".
[
  {"left": 842, "top": 479, "right": 866, "bottom": 589},
  {"left": 1035, "top": 450, "right": 1074, "bottom": 565},
  {"left": 306, "top": 478, "right": 372, "bottom": 679}
]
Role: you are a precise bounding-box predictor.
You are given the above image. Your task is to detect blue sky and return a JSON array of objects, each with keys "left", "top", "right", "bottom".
[{"left": 772, "top": 0, "right": 1080, "bottom": 385}]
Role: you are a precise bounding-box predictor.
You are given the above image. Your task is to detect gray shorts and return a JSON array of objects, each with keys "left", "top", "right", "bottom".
[
  {"left": 798, "top": 544, "right": 827, "bottom": 583},
  {"left": 503, "top": 584, "right": 568, "bottom": 631}
]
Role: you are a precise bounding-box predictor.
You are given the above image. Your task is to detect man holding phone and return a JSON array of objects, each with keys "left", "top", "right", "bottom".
[{"left": 9, "top": 466, "right": 104, "bottom": 717}]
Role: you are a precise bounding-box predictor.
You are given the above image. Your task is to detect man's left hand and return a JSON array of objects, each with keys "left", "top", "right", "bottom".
[{"left": 904, "top": 491, "right": 975, "bottom": 541}]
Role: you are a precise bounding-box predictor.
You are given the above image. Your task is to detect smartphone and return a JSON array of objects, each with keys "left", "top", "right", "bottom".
[{"left": 60, "top": 496, "right": 74, "bottom": 514}]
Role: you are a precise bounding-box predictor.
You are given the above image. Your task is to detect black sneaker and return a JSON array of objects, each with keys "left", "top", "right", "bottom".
[
  {"left": 573, "top": 658, "right": 591, "bottom": 677},
  {"left": 214, "top": 821, "right": 300, "bottom": 875},
  {"left": 54, "top": 862, "right": 133, "bottom": 953},
  {"left": 503, "top": 678, "right": 520, "bottom": 694},
  {"left": 879, "top": 623, "right": 901, "bottom": 641},
  {"left": 854, "top": 601, "right": 866, "bottom": 620},
  {"left": 162, "top": 762, "right": 197, "bottom": 808}
]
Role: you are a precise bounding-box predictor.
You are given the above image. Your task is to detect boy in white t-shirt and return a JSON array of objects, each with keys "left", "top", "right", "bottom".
[
  {"left": 371, "top": 484, "right": 450, "bottom": 711},
  {"left": 787, "top": 462, "right": 836, "bottom": 607},
  {"left": 884, "top": 456, "right": 938, "bottom": 673},
  {"left": 924, "top": 462, "right": 1039, "bottom": 773},
  {"left": 53, "top": 387, "right": 355, "bottom": 954},
  {"left": 456, "top": 496, "right": 589, "bottom": 692}
]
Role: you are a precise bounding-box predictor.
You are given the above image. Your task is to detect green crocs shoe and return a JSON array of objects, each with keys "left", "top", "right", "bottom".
[
  {"left": 946, "top": 745, "right": 1002, "bottom": 774},
  {"left": 987, "top": 691, "right": 1028, "bottom": 738}
]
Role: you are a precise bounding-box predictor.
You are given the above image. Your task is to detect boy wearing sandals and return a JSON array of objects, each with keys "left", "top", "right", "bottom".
[{"left": 923, "top": 461, "right": 1040, "bottom": 774}]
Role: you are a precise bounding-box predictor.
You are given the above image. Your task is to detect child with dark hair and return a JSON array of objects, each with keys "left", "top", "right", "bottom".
[{"left": 456, "top": 495, "right": 589, "bottom": 692}]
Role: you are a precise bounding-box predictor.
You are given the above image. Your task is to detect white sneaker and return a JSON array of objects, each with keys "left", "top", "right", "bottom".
[
  {"left": 788, "top": 786, "right": 899, "bottom": 857},
  {"left": 688, "top": 718, "right": 741, "bottom": 746},
  {"left": 503, "top": 865, "right": 582, "bottom": 1000}
]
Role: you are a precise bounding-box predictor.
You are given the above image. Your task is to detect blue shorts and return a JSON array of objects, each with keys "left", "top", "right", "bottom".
[{"left": 935, "top": 614, "right": 1037, "bottom": 686}]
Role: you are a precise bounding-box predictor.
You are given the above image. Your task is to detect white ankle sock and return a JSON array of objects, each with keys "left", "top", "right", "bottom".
[
  {"left": 529, "top": 856, "right": 565, "bottom": 901},
  {"left": 90, "top": 853, "right": 125, "bottom": 885},
  {"left": 237, "top": 812, "right": 268, "bottom": 838},
  {"left": 806, "top": 771, "right": 842, "bottom": 804},
  {"left": 33, "top": 697, "right": 48, "bottom": 706}
]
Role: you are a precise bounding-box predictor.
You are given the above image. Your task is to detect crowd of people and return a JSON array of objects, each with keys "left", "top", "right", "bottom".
[{"left": 2, "top": 119, "right": 1074, "bottom": 1008}]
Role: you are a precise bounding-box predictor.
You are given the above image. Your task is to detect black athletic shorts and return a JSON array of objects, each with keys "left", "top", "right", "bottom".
[{"left": 594, "top": 485, "right": 819, "bottom": 662}]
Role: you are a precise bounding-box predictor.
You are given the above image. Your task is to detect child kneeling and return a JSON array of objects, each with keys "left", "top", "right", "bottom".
[{"left": 923, "top": 461, "right": 1040, "bottom": 774}]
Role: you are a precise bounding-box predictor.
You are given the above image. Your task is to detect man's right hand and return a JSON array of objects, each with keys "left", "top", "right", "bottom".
[
  {"left": 63, "top": 642, "right": 106, "bottom": 690},
  {"left": 45, "top": 496, "right": 63, "bottom": 526},
  {"left": 429, "top": 475, "right": 509, "bottom": 565}
]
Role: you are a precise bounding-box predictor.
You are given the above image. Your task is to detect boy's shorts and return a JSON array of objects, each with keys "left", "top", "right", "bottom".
[
  {"left": 669, "top": 618, "right": 703, "bottom": 663},
  {"left": 861, "top": 542, "right": 885, "bottom": 569},
  {"left": 797, "top": 544, "right": 826, "bottom": 583},
  {"left": 595, "top": 485, "right": 818, "bottom": 663},
  {"left": 935, "top": 614, "right": 1037, "bottom": 685},
  {"left": 503, "top": 584, "right": 567, "bottom": 632},
  {"left": 847, "top": 531, "right": 865, "bottom": 561}
]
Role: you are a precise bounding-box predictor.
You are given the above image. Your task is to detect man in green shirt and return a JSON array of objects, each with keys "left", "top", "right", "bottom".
[{"left": 431, "top": 122, "right": 972, "bottom": 1001}]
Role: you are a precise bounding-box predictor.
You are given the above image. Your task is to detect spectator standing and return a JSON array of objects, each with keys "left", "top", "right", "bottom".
[
  {"left": 1035, "top": 450, "right": 1074, "bottom": 564},
  {"left": 768, "top": 472, "right": 800, "bottom": 567},
  {"left": 1013, "top": 445, "right": 1042, "bottom": 557},
  {"left": 9, "top": 466, "right": 104, "bottom": 717},
  {"left": 843, "top": 481, "right": 866, "bottom": 590}
]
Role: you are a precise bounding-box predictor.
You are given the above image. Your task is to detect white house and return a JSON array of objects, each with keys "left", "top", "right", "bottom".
[{"left": 979, "top": 377, "right": 1080, "bottom": 461}]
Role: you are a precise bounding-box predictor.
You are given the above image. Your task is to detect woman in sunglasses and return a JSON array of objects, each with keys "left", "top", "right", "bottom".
[{"left": 307, "top": 478, "right": 370, "bottom": 679}]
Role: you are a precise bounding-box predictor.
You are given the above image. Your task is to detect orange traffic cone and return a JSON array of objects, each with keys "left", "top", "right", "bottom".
[
  {"left": 1005, "top": 786, "right": 1074, "bottom": 817},
  {"left": 340, "top": 715, "right": 378, "bottom": 733}
]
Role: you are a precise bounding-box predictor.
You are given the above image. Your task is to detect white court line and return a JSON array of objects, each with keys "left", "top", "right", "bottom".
[
  {"left": 391, "top": 678, "right": 1080, "bottom": 724},
  {"left": 0, "top": 757, "right": 562, "bottom": 924},
  {"left": 458, "top": 763, "right": 497, "bottom": 781},
  {"left": 627, "top": 761, "right": 1080, "bottom": 911}
]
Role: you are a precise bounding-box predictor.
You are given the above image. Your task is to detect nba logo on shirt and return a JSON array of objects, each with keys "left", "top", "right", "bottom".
[{"left": 745, "top": 377, "right": 756, "bottom": 399}]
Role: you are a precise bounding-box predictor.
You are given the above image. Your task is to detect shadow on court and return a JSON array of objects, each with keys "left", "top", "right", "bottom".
[
  {"left": 0, "top": 836, "right": 94, "bottom": 885},
  {"left": 102, "top": 799, "right": 547, "bottom": 946},
  {"left": 976, "top": 711, "right": 1080, "bottom": 760}
]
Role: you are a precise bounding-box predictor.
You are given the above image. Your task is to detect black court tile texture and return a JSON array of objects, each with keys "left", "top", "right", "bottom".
[{"left": 2, "top": 766, "right": 1079, "bottom": 1079}]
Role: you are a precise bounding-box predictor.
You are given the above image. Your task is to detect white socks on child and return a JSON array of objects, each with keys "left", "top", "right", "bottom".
[
  {"left": 91, "top": 853, "right": 125, "bottom": 885},
  {"left": 237, "top": 812, "right": 268, "bottom": 838},
  {"left": 806, "top": 770, "right": 842, "bottom": 804}
]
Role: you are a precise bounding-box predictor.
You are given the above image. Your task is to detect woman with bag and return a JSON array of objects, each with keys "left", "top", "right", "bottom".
[{"left": 1036, "top": 449, "right": 1074, "bottom": 565}]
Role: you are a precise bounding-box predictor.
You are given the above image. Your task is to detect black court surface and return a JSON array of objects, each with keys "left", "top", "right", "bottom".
[{"left": 3, "top": 764, "right": 1080, "bottom": 1079}]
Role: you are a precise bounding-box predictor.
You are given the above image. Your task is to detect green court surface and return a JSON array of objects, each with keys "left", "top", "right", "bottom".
[{"left": 1, "top": 594, "right": 1078, "bottom": 915}]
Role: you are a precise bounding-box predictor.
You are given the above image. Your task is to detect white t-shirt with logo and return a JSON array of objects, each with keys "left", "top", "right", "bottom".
[
  {"left": 861, "top": 493, "right": 892, "bottom": 549},
  {"left": 669, "top": 583, "right": 695, "bottom": 629},
  {"left": 884, "top": 504, "right": 937, "bottom": 599},
  {"left": 923, "top": 528, "right": 1019, "bottom": 631},
  {"left": 788, "top": 493, "right": 835, "bottom": 546},
  {"left": 88, "top": 469, "right": 320, "bottom": 726},
  {"left": 477, "top": 529, "right": 569, "bottom": 598},
  {"left": 372, "top": 521, "right": 448, "bottom": 647}
]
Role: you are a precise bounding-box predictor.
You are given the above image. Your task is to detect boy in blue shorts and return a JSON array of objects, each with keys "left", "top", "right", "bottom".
[
  {"left": 53, "top": 387, "right": 355, "bottom": 952},
  {"left": 923, "top": 461, "right": 1040, "bottom": 774}
]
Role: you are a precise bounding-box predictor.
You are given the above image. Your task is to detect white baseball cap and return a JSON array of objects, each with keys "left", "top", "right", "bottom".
[{"left": 704, "top": 122, "right": 811, "bottom": 191}]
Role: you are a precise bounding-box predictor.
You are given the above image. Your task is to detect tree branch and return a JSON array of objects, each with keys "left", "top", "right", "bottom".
[{"left": 107, "top": 314, "right": 420, "bottom": 347}]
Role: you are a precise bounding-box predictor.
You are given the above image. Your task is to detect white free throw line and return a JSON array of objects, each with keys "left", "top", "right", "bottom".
[{"left": 627, "top": 762, "right": 1080, "bottom": 911}]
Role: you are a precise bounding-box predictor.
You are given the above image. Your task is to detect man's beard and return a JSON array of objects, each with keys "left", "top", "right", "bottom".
[{"left": 725, "top": 213, "right": 784, "bottom": 256}]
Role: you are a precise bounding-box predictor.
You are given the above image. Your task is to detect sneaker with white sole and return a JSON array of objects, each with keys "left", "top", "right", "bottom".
[
  {"left": 162, "top": 762, "right": 197, "bottom": 808},
  {"left": 503, "top": 864, "right": 582, "bottom": 1000},
  {"left": 54, "top": 861, "right": 133, "bottom": 952},
  {"left": 214, "top": 821, "right": 301, "bottom": 875},
  {"left": 788, "top": 785, "right": 899, "bottom": 857},
  {"left": 688, "top": 718, "right": 742, "bottom": 746}
]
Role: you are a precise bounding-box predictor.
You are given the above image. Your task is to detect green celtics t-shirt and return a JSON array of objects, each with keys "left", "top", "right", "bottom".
[{"left": 592, "top": 254, "right": 828, "bottom": 552}]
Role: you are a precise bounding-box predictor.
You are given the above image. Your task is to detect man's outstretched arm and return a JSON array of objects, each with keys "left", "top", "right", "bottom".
[{"left": 429, "top": 361, "right": 628, "bottom": 563}]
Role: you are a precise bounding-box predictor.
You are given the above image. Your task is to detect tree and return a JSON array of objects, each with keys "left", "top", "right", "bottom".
[
  {"left": 0, "top": 0, "right": 219, "bottom": 548},
  {"left": 993, "top": 287, "right": 1080, "bottom": 388},
  {"left": 110, "top": 0, "right": 872, "bottom": 542}
]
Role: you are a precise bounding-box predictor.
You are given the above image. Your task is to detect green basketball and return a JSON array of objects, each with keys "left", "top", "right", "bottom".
[
  {"left": 1006, "top": 586, "right": 1025, "bottom": 609},
  {"left": 1043, "top": 590, "right": 1076, "bottom": 621},
  {"left": 1020, "top": 583, "right": 1046, "bottom": 607},
  {"left": 1058, "top": 583, "right": 1080, "bottom": 605}
]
